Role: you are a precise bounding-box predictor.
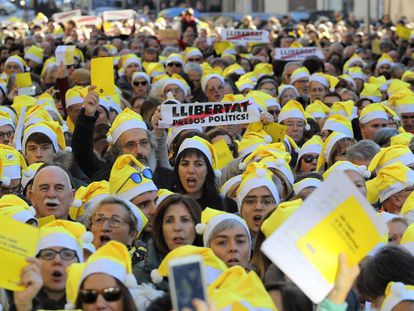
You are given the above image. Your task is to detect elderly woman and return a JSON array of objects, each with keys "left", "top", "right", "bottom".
[
  {"left": 196, "top": 207, "right": 251, "bottom": 269},
  {"left": 201, "top": 73, "right": 225, "bottom": 102},
  {"left": 309, "top": 73, "right": 330, "bottom": 103},
  {"left": 278, "top": 85, "right": 299, "bottom": 107},
  {"left": 278, "top": 100, "right": 309, "bottom": 144}
]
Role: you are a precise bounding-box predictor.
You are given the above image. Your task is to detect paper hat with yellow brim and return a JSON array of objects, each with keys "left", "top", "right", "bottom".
[
  {"left": 106, "top": 108, "right": 147, "bottom": 144},
  {"left": 109, "top": 154, "right": 157, "bottom": 203},
  {"left": 120, "top": 54, "right": 141, "bottom": 71},
  {"left": 201, "top": 73, "right": 225, "bottom": 93},
  {"left": 165, "top": 53, "right": 185, "bottom": 66},
  {"left": 261, "top": 199, "right": 303, "bottom": 238},
  {"left": 373, "top": 161, "right": 414, "bottom": 203},
  {"left": 70, "top": 181, "right": 110, "bottom": 221},
  {"left": 0, "top": 194, "right": 36, "bottom": 224},
  {"left": 236, "top": 162, "right": 280, "bottom": 212},
  {"left": 223, "top": 63, "right": 245, "bottom": 78},
  {"left": 380, "top": 282, "right": 414, "bottom": 311},
  {"left": 37, "top": 219, "right": 92, "bottom": 263},
  {"left": 0, "top": 144, "right": 27, "bottom": 186},
  {"left": 306, "top": 100, "right": 330, "bottom": 119},
  {"left": 400, "top": 223, "right": 414, "bottom": 256},
  {"left": 65, "top": 86, "right": 87, "bottom": 109},
  {"left": 322, "top": 114, "right": 354, "bottom": 138},
  {"left": 388, "top": 90, "right": 414, "bottom": 115},
  {"left": 347, "top": 66, "right": 367, "bottom": 82},
  {"left": 185, "top": 47, "right": 203, "bottom": 60},
  {"left": 238, "top": 130, "right": 272, "bottom": 158},
  {"left": 196, "top": 207, "right": 251, "bottom": 247},
  {"left": 151, "top": 245, "right": 228, "bottom": 285},
  {"left": 391, "top": 133, "right": 414, "bottom": 146},
  {"left": 24, "top": 45, "right": 44, "bottom": 64},
  {"left": 309, "top": 73, "right": 338, "bottom": 92},
  {"left": 297, "top": 135, "right": 323, "bottom": 161},
  {"left": 316, "top": 131, "right": 349, "bottom": 171},
  {"left": 376, "top": 53, "right": 394, "bottom": 69},
  {"left": 290, "top": 67, "right": 310, "bottom": 84},
  {"left": 360, "top": 83, "right": 382, "bottom": 102},
  {"left": 220, "top": 174, "right": 242, "bottom": 197},
  {"left": 246, "top": 90, "right": 280, "bottom": 111},
  {"left": 359, "top": 103, "right": 389, "bottom": 124},
  {"left": 322, "top": 160, "right": 371, "bottom": 180},
  {"left": 278, "top": 100, "right": 311, "bottom": 131},
  {"left": 155, "top": 188, "right": 175, "bottom": 207},
  {"left": 208, "top": 265, "right": 277, "bottom": 310},
  {"left": 293, "top": 178, "right": 322, "bottom": 196},
  {"left": 330, "top": 100, "right": 356, "bottom": 120},
  {"left": 368, "top": 145, "right": 414, "bottom": 173},
  {"left": 177, "top": 136, "right": 221, "bottom": 176},
  {"left": 5, "top": 55, "right": 29, "bottom": 72},
  {"left": 21, "top": 162, "right": 43, "bottom": 190},
  {"left": 369, "top": 75, "right": 389, "bottom": 92},
  {"left": 22, "top": 120, "right": 68, "bottom": 155}
]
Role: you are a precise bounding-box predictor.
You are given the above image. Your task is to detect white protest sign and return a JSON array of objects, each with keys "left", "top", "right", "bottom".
[
  {"left": 261, "top": 170, "right": 387, "bottom": 304},
  {"left": 102, "top": 9, "right": 136, "bottom": 21},
  {"left": 220, "top": 29, "right": 269, "bottom": 44},
  {"left": 52, "top": 10, "right": 81, "bottom": 23},
  {"left": 55, "top": 45, "right": 76, "bottom": 66},
  {"left": 73, "top": 16, "right": 101, "bottom": 28},
  {"left": 275, "top": 47, "right": 324, "bottom": 61},
  {"left": 158, "top": 100, "right": 262, "bottom": 128}
]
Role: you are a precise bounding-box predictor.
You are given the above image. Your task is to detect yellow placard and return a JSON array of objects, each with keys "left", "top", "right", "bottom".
[
  {"left": 264, "top": 123, "right": 287, "bottom": 143},
  {"left": 0, "top": 216, "right": 39, "bottom": 291},
  {"left": 213, "top": 138, "right": 234, "bottom": 169},
  {"left": 15, "top": 72, "right": 32, "bottom": 88},
  {"left": 372, "top": 39, "right": 381, "bottom": 55},
  {"left": 91, "top": 57, "right": 115, "bottom": 96},
  {"left": 296, "top": 196, "right": 382, "bottom": 283},
  {"left": 396, "top": 24, "right": 411, "bottom": 40},
  {"left": 38, "top": 215, "right": 56, "bottom": 227}
]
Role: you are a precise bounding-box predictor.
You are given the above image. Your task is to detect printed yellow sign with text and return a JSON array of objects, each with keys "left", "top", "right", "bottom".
[{"left": 213, "top": 138, "right": 234, "bottom": 169}]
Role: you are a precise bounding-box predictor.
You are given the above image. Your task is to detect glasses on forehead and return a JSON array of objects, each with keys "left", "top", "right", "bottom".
[{"left": 116, "top": 170, "right": 153, "bottom": 194}]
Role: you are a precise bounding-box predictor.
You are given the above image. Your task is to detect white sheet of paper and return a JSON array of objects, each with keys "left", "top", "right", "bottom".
[{"left": 261, "top": 170, "right": 387, "bottom": 303}]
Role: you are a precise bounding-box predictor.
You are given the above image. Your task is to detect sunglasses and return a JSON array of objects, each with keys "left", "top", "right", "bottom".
[
  {"left": 133, "top": 81, "right": 148, "bottom": 87},
  {"left": 79, "top": 287, "right": 122, "bottom": 304},
  {"left": 302, "top": 154, "right": 318, "bottom": 164},
  {"left": 116, "top": 169, "right": 153, "bottom": 193},
  {"left": 167, "top": 62, "right": 182, "bottom": 67}
]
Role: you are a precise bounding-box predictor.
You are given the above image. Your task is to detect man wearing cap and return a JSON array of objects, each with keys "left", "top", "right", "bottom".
[{"left": 359, "top": 104, "right": 388, "bottom": 140}]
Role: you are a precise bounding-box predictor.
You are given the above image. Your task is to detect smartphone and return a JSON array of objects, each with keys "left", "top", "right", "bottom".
[
  {"left": 17, "top": 86, "right": 36, "bottom": 96},
  {"left": 168, "top": 255, "right": 207, "bottom": 311}
]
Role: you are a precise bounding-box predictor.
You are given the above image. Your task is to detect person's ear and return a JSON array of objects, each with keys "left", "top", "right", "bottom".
[{"left": 128, "top": 230, "right": 138, "bottom": 246}]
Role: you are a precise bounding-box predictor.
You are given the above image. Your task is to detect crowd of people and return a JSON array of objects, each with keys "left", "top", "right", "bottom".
[{"left": 0, "top": 7, "right": 414, "bottom": 311}]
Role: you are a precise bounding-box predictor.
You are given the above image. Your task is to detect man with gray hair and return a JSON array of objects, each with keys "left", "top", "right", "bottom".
[
  {"left": 184, "top": 62, "right": 207, "bottom": 102},
  {"left": 345, "top": 140, "right": 381, "bottom": 167},
  {"left": 281, "top": 61, "right": 301, "bottom": 84}
]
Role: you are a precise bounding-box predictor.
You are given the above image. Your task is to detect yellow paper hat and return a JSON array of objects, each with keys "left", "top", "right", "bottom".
[
  {"left": 65, "top": 263, "right": 86, "bottom": 309},
  {"left": 151, "top": 245, "right": 228, "bottom": 284},
  {"left": 380, "top": 282, "right": 414, "bottom": 311},
  {"left": 298, "top": 135, "right": 323, "bottom": 160},
  {"left": 290, "top": 67, "right": 310, "bottom": 84},
  {"left": 322, "top": 114, "right": 354, "bottom": 138},
  {"left": 253, "top": 63, "right": 274, "bottom": 78},
  {"left": 309, "top": 73, "right": 338, "bottom": 91},
  {"left": 24, "top": 105, "right": 54, "bottom": 127},
  {"left": 120, "top": 53, "right": 141, "bottom": 71},
  {"left": 376, "top": 53, "right": 394, "bottom": 69},
  {"left": 238, "top": 130, "right": 272, "bottom": 158},
  {"left": 21, "top": 162, "right": 43, "bottom": 190},
  {"left": 0, "top": 144, "right": 27, "bottom": 185},
  {"left": 165, "top": 53, "right": 185, "bottom": 66},
  {"left": 236, "top": 76, "right": 255, "bottom": 93},
  {"left": 278, "top": 100, "right": 311, "bottom": 130},
  {"left": 236, "top": 162, "right": 280, "bottom": 211},
  {"left": 80, "top": 240, "right": 137, "bottom": 288},
  {"left": 36, "top": 92, "right": 62, "bottom": 119},
  {"left": 316, "top": 131, "right": 349, "bottom": 171},
  {"left": 400, "top": 223, "right": 414, "bottom": 255},
  {"left": 106, "top": 108, "right": 147, "bottom": 143},
  {"left": 65, "top": 86, "right": 86, "bottom": 109},
  {"left": 103, "top": 44, "right": 118, "bottom": 55},
  {"left": 284, "top": 135, "right": 300, "bottom": 154},
  {"left": 220, "top": 174, "right": 242, "bottom": 197},
  {"left": 240, "top": 71, "right": 258, "bottom": 83},
  {"left": 5, "top": 55, "right": 29, "bottom": 72},
  {"left": 343, "top": 54, "right": 366, "bottom": 72},
  {"left": 330, "top": 100, "right": 356, "bottom": 120},
  {"left": 69, "top": 181, "right": 110, "bottom": 221},
  {"left": 389, "top": 90, "right": 414, "bottom": 115},
  {"left": 214, "top": 41, "right": 235, "bottom": 55},
  {"left": 261, "top": 199, "right": 303, "bottom": 238},
  {"left": 348, "top": 66, "right": 367, "bottom": 82},
  {"left": 223, "top": 63, "right": 245, "bottom": 78},
  {"left": 143, "top": 61, "right": 165, "bottom": 77},
  {"left": 293, "top": 178, "right": 322, "bottom": 196},
  {"left": 360, "top": 83, "right": 382, "bottom": 102},
  {"left": 161, "top": 73, "right": 189, "bottom": 97},
  {"left": 0, "top": 194, "right": 36, "bottom": 224},
  {"left": 373, "top": 162, "right": 414, "bottom": 203},
  {"left": 359, "top": 103, "right": 389, "bottom": 124},
  {"left": 24, "top": 45, "right": 44, "bottom": 64},
  {"left": 11, "top": 95, "right": 36, "bottom": 116},
  {"left": 306, "top": 100, "right": 330, "bottom": 119},
  {"left": 402, "top": 70, "right": 414, "bottom": 83},
  {"left": 391, "top": 132, "right": 414, "bottom": 146},
  {"left": 323, "top": 160, "right": 370, "bottom": 180},
  {"left": 369, "top": 75, "right": 389, "bottom": 92},
  {"left": 37, "top": 219, "right": 91, "bottom": 262},
  {"left": 195, "top": 207, "right": 251, "bottom": 247},
  {"left": 0, "top": 111, "right": 15, "bottom": 129},
  {"left": 339, "top": 74, "right": 357, "bottom": 90},
  {"left": 22, "top": 120, "right": 68, "bottom": 155},
  {"left": 41, "top": 56, "right": 56, "bottom": 77},
  {"left": 185, "top": 47, "right": 203, "bottom": 59},
  {"left": 246, "top": 90, "right": 280, "bottom": 110},
  {"left": 74, "top": 48, "right": 84, "bottom": 63},
  {"left": 201, "top": 73, "right": 224, "bottom": 93},
  {"left": 155, "top": 188, "right": 175, "bottom": 206},
  {"left": 109, "top": 154, "right": 157, "bottom": 202},
  {"left": 208, "top": 265, "right": 277, "bottom": 310},
  {"left": 368, "top": 145, "right": 414, "bottom": 173}
]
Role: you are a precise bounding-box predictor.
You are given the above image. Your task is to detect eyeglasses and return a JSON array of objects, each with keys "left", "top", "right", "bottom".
[
  {"left": 167, "top": 62, "right": 182, "bottom": 67},
  {"left": 133, "top": 81, "right": 148, "bottom": 87},
  {"left": 302, "top": 154, "right": 318, "bottom": 164},
  {"left": 0, "top": 131, "right": 14, "bottom": 140},
  {"left": 121, "top": 139, "right": 150, "bottom": 151},
  {"left": 188, "top": 58, "right": 203, "bottom": 63},
  {"left": 243, "top": 196, "right": 276, "bottom": 207},
  {"left": 0, "top": 183, "right": 22, "bottom": 195},
  {"left": 91, "top": 215, "right": 126, "bottom": 228},
  {"left": 79, "top": 287, "right": 122, "bottom": 304},
  {"left": 37, "top": 248, "right": 77, "bottom": 261},
  {"left": 116, "top": 170, "right": 153, "bottom": 193}
]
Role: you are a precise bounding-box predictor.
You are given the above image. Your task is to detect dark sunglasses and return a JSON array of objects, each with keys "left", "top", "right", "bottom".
[
  {"left": 167, "top": 62, "right": 182, "bottom": 67},
  {"left": 133, "top": 81, "right": 148, "bottom": 87},
  {"left": 116, "top": 169, "right": 153, "bottom": 193},
  {"left": 302, "top": 154, "right": 318, "bottom": 164},
  {"left": 79, "top": 287, "right": 122, "bottom": 304}
]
